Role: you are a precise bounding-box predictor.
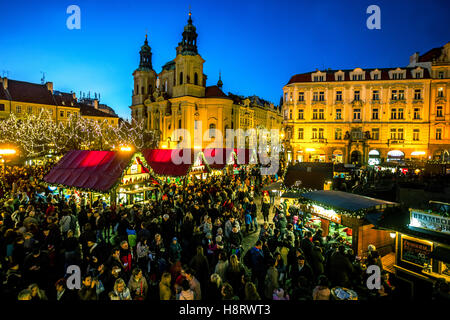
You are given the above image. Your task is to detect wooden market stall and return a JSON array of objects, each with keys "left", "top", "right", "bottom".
[
  {"left": 299, "top": 190, "right": 400, "bottom": 258},
  {"left": 377, "top": 202, "right": 450, "bottom": 300},
  {"left": 44, "top": 150, "right": 159, "bottom": 206}
]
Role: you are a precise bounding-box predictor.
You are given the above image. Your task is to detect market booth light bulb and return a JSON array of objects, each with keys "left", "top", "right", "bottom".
[
  {"left": 120, "top": 146, "right": 132, "bottom": 152},
  {"left": 0, "top": 149, "right": 17, "bottom": 155}
]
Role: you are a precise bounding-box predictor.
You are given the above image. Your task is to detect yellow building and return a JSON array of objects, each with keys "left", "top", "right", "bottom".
[
  {"left": 0, "top": 77, "right": 119, "bottom": 126},
  {"left": 130, "top": 12, "right": 282, "bottom": 149},
  {"left": 282, "top": 42, "right": 450, "bottom": 165}
]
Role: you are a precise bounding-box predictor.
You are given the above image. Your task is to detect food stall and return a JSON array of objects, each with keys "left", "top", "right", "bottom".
[
  {"left": 298, "top": 190, "right": 399, "bottom": 257},
  {"left": 377, "top": 202, "right": 450, "bottom": 299}
]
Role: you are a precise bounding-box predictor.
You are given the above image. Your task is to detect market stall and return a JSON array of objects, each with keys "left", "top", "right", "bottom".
[
  {"left": 283, "top": 162, "right": 334, "bottom": 190},
  {"left": 377, "top": 202, "right": 450, "bottom": 299},
  {"left": 298, "top": 190, "right": 399, "bottom": 257},
  {"left": 44, "top": 149, "right": 159, "bottom": 206}
]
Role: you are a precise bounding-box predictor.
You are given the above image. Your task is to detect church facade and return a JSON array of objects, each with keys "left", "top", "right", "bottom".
[{"left": 129, "top": 12, "right": 282, "bottom": 150}]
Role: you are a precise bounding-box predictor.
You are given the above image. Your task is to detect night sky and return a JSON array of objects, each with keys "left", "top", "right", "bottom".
[{"left": 0, "top": 0, "right": 449, "bottom": 119}]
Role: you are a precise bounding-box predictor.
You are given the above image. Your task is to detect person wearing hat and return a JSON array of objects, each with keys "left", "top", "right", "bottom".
[{"left": 169, "top": 237, "right": 182, "bottom": 263}]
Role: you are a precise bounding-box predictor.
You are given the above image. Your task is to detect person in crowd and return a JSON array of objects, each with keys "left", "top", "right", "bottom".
[
  {"left": 159, "top": 272, "right": 172, "bottom": 300},
  {"left": 109, "top": 278, "right": 131, "bottom": 300},
  {"left": 127, "top": 267, "right": 148, "bottom": 300},
  {"left": 312, "top": 275, "right": 331, "bottom": 300},
  {"left": 177, "top": 279, "right": 194, "bottom": 300},
  {"left": 244, "top": 282, "right": 261, "bottom": 300}
]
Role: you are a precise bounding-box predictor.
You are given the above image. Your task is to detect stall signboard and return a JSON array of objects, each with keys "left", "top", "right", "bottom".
[
  {"left": 409, "top": 209, "right": 450, "bottom": 235},
  {"left": 310, "top": 204, "right": 342, "bottom": 224},
  {"left": 401, "top": 236, "right": 432, "bottom": 267}
]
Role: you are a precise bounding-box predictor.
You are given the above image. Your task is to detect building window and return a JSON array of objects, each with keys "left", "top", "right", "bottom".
[
  {"left": 209, "top": 123, "right": 216, "bottom": 138},
  {"left": 413, "top": 129, "right": 420, "bottom": 141},
  {"left": 318, "top": 128, "right": 324, "bottom": 139},
  {"left": 414, "top": 89, "right": 422, "bottom": 100},
  {"left": 0, "top": 104, "right": 4, "bottom": 111},
  {"left": 313, "top": 75, "right": 324, "bottom": 82},
  {"left": 337, "top": 75, "right": 343, "bottom": 81},
  {"left": 372, "top": 108, "right": 379, "bottom": 120},
  {"left": 194, "top": 72, "right": 198, "bottom": 85},
  {"left": 354, "top": 90, "right": 360, "bottom": 101},
  {"left": 373, "top": 74, "right": 379, "bottom": 80},
  {"left": 398, "top": 90, "right": 405, "bottom": 100},
  {"left": 312, "top": 128, "right": 318, "bottom": 139},
  {"left": 352, "top": 74, "right": 363, "bottom": 81},
  {"left": 371, "top": 128, "right": 379, "bottom": 140},
  {"left": 414, "top": 108, "right": 421, "bottom": 120},
  {"left": 437, "top": 106, "right": 443, "bottom": 117},
  {"left": 319, "top": 92, "right": 325, "bottom": 101},
  {"left": 136, "top": 85, "right": 139, "bottom": 95},
  {"left": 438, "top": 88, "right": 444, "bottom": 97},
  {"left": 336, "top": 109, "right": 342, "bottom": 120},
  {"left": 179, "top": 72, "right": 183, "bottom": 85},
  {"left": 313, "top": 109, "right": 318, "bottom": 120},
  {"left": 67, "top": 111, "right": 71, "bottom": 118},
  {"left": 398, "top": 108, "right": 404, "bottom": 120},
  {"left": 60, "top": 110, "right": 64, "bottom": 118},
  {"left": 436, "top": 128, "right": 442, "bottom": 140},
  {"left": 398, "top": 128, "right": 404, "bottom": 140},
  {"left": 391, "top": 108, "right": 397, "bottom": 120},
  {"left": 353, "top": 108, "right": 361, "bottom": 120},
  {"left": 27, "top": 106, "right": 32, "bottom": 114},
  {"left": 335, "top": 128, "right": 342, "bottom": 140},
  {"left": 390, "top": 128, "right": 397, "bottom": 140},
  {"left": 284, "top": 92, "right": 288, "bottom": 102},
  {"left": 289, "top": 109, "right": 292, "bottom": 120},
  {"left": 298, "top": 109, "right": 304, "bottom": 120},
  {"left": 372, "top": 90, "right": 379, "bottom": 101},
  {"left": 391, "top": 90, "right": 398, "bottom": 100},
  {"left": 318, "top": 109, "right": 324, "bottom": 120},
  {"left": 336, "top": 91, "right": 342, "bottom": 101},
  {"left": 179, "top": 119, "right": 182, "bottom": 128},
  {"left": 298, "top": 92, "right": 304, "bottom": 101},
  {"left": 415, "top": 72, "right": 422, "bottom": 79},
  {"left": 313, "top": 92, "right": 318, "bottom": 101},
  {"left": 298, "top": 128, "right": 304, "bottom": 140},
  {"left": 438, "top": 71, "right": 444, "bottom": 79},
  {"left": 16, "top": 105, "right": 22, "bottom": 114}
]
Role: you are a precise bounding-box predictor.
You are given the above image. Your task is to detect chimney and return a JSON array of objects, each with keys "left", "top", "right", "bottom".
[
  {"left": 2, "top": 77, "right": 7, "bottom": 89},
  {"left": 409, "top": 52, "right": 419, "bottom": 65},
  {"left": 45, "top": 81, "right": 53, "bottom": 93},
  {"left": 94, "top": 99, "right": 99, "bottom": 109},
  {"left": 72, "top": 92, "right": 76, "bottom": 100}
]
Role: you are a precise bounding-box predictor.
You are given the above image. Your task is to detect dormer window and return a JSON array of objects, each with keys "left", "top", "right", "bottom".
[
  {"left": 312, "top": 71, "right": 326, "bottom": 82},
  {"left": 389, "top": 68, "right": 406, "bottom": 80},
  {"left": 334, "top": 71, "right": 345, "bottom": 82},
  {"left": 370, "top": 69, "right": 381, "bottom": 80},
  {"left": 313, "top": 75, "right": 325, "bottom": 82}
]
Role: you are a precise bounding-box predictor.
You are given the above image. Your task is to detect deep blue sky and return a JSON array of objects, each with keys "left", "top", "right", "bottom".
[{"left": 0, "top": 0, "right": 449, "bottom": 119}]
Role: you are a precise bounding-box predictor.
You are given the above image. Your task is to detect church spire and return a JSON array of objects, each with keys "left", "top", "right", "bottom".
[
  {"left": 139, "top": 33, "right": 153, "bottom": 70},
  {"left": 178, "top": 9, "right": 198, "bottom": 56},
  {"left": 217, "top": 71, "right": 223, "bottom": 89}
]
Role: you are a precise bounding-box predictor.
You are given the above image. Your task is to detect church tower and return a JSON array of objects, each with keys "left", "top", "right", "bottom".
[
  {"left": 173, "top": 11, "right": 206, "bottom": 98},
  {"left": 132, "top": 34, "right": 158, "bottom": 106}
]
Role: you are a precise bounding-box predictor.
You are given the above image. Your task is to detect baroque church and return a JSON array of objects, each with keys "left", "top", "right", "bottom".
[{"left": 129, "top": 11, "right": 282, "bottom": 149}]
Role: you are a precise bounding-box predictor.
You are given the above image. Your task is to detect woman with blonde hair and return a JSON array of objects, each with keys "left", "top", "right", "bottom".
[
  {"left": 225, "top": 254, "right": 245, "bottom": 294},
  {"left": 159, "top": 272, "right": 172, "bottom": 300},
  {"left": 109, "top": 278, "right": 131, "bottom": 300}
]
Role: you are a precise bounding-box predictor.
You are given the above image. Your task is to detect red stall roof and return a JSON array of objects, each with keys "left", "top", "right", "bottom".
[
  {"left": 142, "top": 149, "right": 198, "bottom": 177},
  {"left": 44, "top": 150, "right": 133, "bottom": 192}
]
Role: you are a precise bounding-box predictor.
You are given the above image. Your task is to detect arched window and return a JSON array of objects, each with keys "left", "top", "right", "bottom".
[
  {"left": 179, "top": 72, "right": 183, "bottom": 85},
  {"left": 194, "top": 73, "right": 198, "bottom": 85},
  {"left": 141, "top": 86, "right": 145, "bottom": 95},
  {"left": 136, "top": 85, "right": 139, "bottom": 95},
  {"left": 164, "top": 80, "right": 167, "bottom": 92},
  {"left": 148, "top": 85, "right": 152, "bottom": 95},
  {"left": 186, "top": 75, "right": 190, "bottom": 84},
  {"left": 209, "top": 123, "right": 216, "bottom": 138}
]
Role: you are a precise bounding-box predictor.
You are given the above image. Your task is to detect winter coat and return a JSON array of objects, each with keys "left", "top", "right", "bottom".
[{"left": 264, "top": 266, "right": 279, "bottom": 299}]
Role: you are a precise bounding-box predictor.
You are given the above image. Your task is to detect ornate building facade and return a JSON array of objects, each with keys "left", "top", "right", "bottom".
[
  {"left": 130, "top": 12, "right": 282, "bottom": 149},
  {"left": 282, "top": 42, "right": 450, "bottom": 165}
]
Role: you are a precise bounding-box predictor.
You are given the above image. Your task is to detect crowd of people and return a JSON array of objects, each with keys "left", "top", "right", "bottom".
[{"left": 0, "top": 162, "right": 434, "bottom": 301}]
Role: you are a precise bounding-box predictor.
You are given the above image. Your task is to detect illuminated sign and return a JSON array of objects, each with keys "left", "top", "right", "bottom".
[
  {"left": 410, "top": 209, "right": 450, "bottom": 235},
  {"left": 130, "top": 164, "right": 138, "bottom": 174},
  {"left": 310, "top": 204, "right": 342, "bottom": 224}
]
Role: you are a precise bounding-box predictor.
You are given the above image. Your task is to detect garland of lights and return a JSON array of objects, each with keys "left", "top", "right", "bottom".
[{"left": 0, "top": 111, "right": 159, "bottom": 158}]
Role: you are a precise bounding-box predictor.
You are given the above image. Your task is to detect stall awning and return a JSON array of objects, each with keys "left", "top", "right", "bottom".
[
  {"left": 44, "top": 150, "right": 133, "bottom": 192},
  {"left": 142, "top": 149, "right": 196, "bottom": 177},
  {"left": 300, "top": 190, "right": 398, "bottom": 212},
  {"left": 203, "top": 148, "right": 234, "bottom": 170},
  {"left": 428, "top": 245, "right": 450, "bottom": 264}
]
